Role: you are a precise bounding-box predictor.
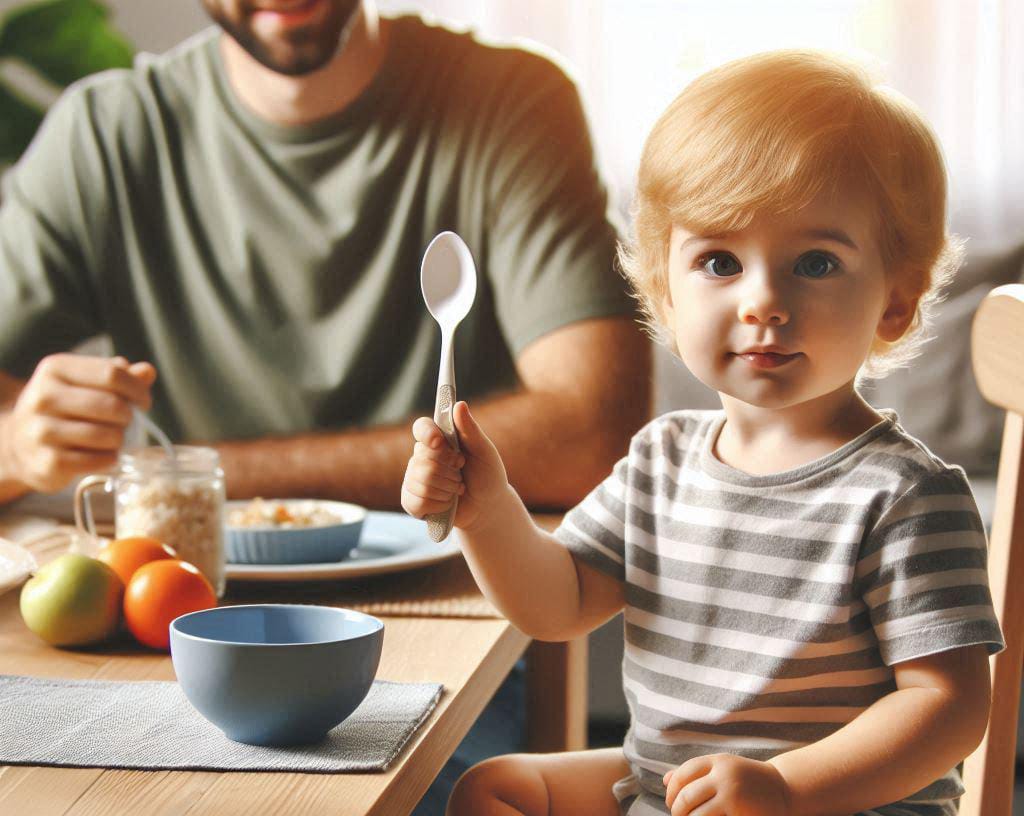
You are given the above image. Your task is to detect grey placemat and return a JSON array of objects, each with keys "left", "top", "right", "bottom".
[{"left": 0, "top": 674, "right": 443, "bottom": 773}]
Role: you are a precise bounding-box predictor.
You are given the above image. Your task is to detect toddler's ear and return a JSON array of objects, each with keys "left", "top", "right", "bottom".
[
  {"left": 662, "top": 294, "right": 675, "bottom": 325},
  {"left": 876, "top": 276, "right": 920, "bottom": 342}
]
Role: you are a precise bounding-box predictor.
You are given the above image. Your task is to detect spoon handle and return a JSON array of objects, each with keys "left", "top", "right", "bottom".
[{"left": 425, "top": 382, "right": 459, "bottom": 542}]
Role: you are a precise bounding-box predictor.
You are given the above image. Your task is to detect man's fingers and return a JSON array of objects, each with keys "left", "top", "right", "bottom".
[
  {"left": 128, "top": 361, "right": 158, "bottom": 388},
  {"left": 20, "top": 448, "right": 119, "bottom": 493},
  {"left": 31, "top": 417, "right": 125, "bottom": 452},
  {"left": 41, "top": 354, "right": 154, "bottom": 406},
  {"left": 32, "top": 382, "right": 135, "bottom": 426},
  {"left": 53, "top": 449, "right": 121, "bottom": 472}
]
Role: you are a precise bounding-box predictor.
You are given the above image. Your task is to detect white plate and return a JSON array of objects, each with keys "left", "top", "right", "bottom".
[{"left": 224, "top": 511, "right": 459, "bottom": 582}]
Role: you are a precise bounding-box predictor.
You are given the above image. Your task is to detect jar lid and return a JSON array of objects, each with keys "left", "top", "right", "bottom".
[{"left": 119, "top": 445, "right": 221, "bottom": 476}]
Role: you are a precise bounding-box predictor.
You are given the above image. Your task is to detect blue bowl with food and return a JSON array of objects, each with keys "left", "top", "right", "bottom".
[
  {"left": 170, "top": 604, "right": 384, "bottom": 746},
  {"left": 225, "top": 499, "right": 367, "bottom": 564}
]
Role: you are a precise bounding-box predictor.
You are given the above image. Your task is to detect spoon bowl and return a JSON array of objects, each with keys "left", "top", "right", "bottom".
[
  {"left": 421, "top": 233, "right": 477, "bottom": 329},
  {"left": 420, "top": 232, "right": 478, "bottom": 541}
]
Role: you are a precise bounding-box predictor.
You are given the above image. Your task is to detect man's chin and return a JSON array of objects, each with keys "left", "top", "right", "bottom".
[
  {"left": 223, "top": 24, "right": 343, "bottom": 75},
  {"left": 206, "top": 0, "right": 360, "bottom": 77},
  {"left": 249, "top": 46, "right": 340, "bottom": 76}
]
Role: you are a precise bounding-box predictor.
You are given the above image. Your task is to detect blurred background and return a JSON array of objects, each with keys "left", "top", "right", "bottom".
[
  {"left": 2, "top": 0, "right": 1023, "bottom": 802},
  {"left": 3, "top": 0, "right": 1022, "bottom": 241}
]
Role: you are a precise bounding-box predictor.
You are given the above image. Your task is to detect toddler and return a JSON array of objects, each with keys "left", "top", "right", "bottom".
[{"left": 401, "top": 49, "right": 1004, "bottom": 816}]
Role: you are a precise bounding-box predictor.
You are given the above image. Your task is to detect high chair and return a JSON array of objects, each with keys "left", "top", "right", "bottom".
[{"left": 958, "top": 283, "right": 1024, "bottom": 816}]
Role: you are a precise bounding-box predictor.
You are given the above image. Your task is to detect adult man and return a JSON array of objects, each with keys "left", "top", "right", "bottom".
[
  {"left": 0, "top": 0, "right": 649, "bottom": 509},
  {"left": 0, "top": 0, "right": 649, "bottom": 811}
]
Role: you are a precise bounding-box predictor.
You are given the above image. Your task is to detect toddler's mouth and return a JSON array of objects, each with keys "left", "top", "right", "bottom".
[{"left": 732, "top": 350, "right": 802, "bottom": 369}]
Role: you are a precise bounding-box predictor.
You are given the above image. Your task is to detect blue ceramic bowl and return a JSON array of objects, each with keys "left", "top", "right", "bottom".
[
  {"left": 170, "top": 604, "right": 384, "bottom": 746},
  {"left": 224, "top": 500, "right": 367, "bottom": 564}
]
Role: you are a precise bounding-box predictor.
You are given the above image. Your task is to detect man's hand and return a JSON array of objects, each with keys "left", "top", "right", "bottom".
[
  {"left": 401, "top": 401, "right": 509, "bottom": 533},
  {"left": 0, "top": 354, "right": 156, "bottom": 493},
  {"left": 663, "top": 754, "right": 793, "bottom": 816}
]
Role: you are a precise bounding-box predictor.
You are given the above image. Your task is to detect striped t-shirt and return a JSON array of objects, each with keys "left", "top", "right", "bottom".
[{"left": 555, "top": 409, "right": 1004, "bottom": 816}]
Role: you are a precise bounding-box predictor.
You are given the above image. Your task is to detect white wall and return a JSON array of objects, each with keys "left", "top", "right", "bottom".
[{"left": 0, "top": 0, "right": 210, "bottom": 54}]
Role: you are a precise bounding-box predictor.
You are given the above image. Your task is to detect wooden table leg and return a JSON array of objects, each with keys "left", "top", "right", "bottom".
[{"left": 525, "top": 636, "right": 588, "bottom": 753}]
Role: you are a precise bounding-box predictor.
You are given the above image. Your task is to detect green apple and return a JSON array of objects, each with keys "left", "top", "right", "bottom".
[{"left": 20, "top": 554, "right": 124, "bottom": 647}]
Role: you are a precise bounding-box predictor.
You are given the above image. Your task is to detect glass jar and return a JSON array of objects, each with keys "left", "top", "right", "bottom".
[{"left": 75, "top": 446, "right": 226, "bottom": 598}]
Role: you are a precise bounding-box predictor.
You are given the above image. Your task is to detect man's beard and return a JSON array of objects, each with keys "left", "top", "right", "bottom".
[{"left": 205, "top": 0, "right": 361, "bottom": 76}]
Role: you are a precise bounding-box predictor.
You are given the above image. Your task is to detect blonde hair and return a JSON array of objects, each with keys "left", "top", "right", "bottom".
[{"left": 618, "top": 49, "right": 963, "bottom": 379}]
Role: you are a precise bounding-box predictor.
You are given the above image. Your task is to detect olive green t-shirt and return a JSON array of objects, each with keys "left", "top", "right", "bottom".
[{"left": 0, "top": 17, "right": 632, "bottom": 442}]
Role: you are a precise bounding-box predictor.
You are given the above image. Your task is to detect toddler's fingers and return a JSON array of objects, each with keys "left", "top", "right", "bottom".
[
  {"left": 664, "top": 757, "right": 712, "bottom": 809},
  {"left": 404, "top": 474, "right": 459, "bottom": 504},
  {"left": 670, "top": 779, "right": 716, "bottom": 816},
  {"left": 401, "top": 489, "right": 456, "bottom": 519},
  {"left": 452, "top": 402, "right": 500, "bottom": 462},
  {"left": 414, "top": 441, "right": 464, "bottom": 468},
  {"left": 412, "top": 416, "right": 447, "bottom": 449},
  {"left": 665, "top": 770, "right": 688, "bottom": 810},
  {"left": 408, "top": 459, "right": 463, "bottom": 488}
]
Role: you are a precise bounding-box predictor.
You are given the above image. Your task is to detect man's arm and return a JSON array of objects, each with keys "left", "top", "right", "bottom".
[
  {"left": 0, "top": 372, "right": 30, "bottom": 504},
  {"left": 214, "top": 315, "right": 652, "bottom": 509},
  {"left": 767, "top": 644, "right": 992, "bottom": 816}
]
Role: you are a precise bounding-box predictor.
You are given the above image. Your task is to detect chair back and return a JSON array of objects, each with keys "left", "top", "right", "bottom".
[{"left": 960, "top": 283, "right": 1024, "bottom": 815}]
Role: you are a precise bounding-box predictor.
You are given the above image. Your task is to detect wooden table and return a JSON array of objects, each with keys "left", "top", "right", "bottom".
[{"left": 0, "top": 520, "right": 589, "bottom": 816}]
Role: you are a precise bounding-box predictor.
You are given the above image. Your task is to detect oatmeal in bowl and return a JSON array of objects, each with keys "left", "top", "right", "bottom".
[{"left": 224, "top": 498, "right": 367, "bottom": 564}]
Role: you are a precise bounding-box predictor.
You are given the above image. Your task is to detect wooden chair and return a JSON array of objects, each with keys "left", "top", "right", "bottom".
[{"left": 959, "top": 283, "right": 1024, "bottom": 815}]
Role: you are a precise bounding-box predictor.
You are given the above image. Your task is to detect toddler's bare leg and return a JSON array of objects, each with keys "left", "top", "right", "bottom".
[{"left": 446, "top": 746, "right": 630, "bottom": 816}]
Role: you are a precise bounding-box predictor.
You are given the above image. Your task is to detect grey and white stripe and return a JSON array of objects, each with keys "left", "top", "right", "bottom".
[{"left": 555, "top": 409, "right": 1004, "bottom": 816}]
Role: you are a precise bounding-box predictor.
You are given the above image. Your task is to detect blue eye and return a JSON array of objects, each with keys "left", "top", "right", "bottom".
[
  {"left": 698, "top": 253, "right": 741, "bottom": 277},
  {"left": 795, "top": 251, "right": 838, "bottom": 278}
]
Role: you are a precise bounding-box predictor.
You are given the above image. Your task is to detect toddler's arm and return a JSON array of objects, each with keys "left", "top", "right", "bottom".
[
  {"left": 768, "top": 644, "right": 991, "bottom": 815},
  {"left": 401, "top": 401, "right": 624, "bottom": 641},
  {"left": 664, "top": 645, "right": 991, "bottom": 815}
]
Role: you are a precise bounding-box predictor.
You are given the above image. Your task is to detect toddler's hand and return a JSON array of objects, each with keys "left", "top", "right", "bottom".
[
  {"left": 663, "top": 754, "right": 792, "bottom": 816},
  {"left": 401, "top": 401, "right": 508, "bottom": 533}
]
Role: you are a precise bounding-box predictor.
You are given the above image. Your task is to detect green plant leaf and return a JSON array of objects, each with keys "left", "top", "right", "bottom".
[
  {"left": 0, "top": 82, "right": 45, "bottom": 165},
  {"left": 0, "top": 0, "right": 133, "bottom": 88}
]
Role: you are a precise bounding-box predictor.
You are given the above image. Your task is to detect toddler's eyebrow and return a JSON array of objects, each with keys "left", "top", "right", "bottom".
[
  {"left": 679, "top": 228, "right": 860, "bottom": 252},
  {"left": 802, "top": 228, "right": 859, "bottom": 251},
  {"left": 680, "top": 234, "right": 727, "bottom": 249}
]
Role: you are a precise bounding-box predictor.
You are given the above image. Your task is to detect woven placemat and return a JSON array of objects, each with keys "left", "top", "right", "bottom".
[
  {"left": 225, "top": 555, "right": 501, "bottom": 619},
  {"left": 0, "top": 674, "right": 442, "bottom": 772}
]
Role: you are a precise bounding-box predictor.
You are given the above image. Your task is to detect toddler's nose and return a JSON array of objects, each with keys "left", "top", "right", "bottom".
[
  {"left": 740, "top": 306, "right": 788, "bottom": 325},
  {"left": 737, "top": 275, "right": 790, "bottom": 325}
]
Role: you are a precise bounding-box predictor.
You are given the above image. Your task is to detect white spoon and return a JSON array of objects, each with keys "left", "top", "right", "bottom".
[
  {"left": 132, "top": 407, "right": 175, "bottom": 462},
  {"left": 420, "top": 231, "right": 477, "bottom": 542}
]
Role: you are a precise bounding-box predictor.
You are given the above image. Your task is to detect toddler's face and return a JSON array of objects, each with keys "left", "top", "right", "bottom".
[{"left": 664, "top": 188, "right": 912, "bottom": 410}]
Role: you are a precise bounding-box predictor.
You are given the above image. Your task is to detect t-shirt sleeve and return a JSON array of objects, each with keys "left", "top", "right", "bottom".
[
  {"left": 0, "top": 87, "right": 105, "bottom": 378},
  {"left": 481, "top": 56, "right": 636, "bottom": 355},
  {"left": 554, "top": 455, "right": 630, "bottom": 583},
  {"left": 854, "top": 467, "right": 1005, "bottom": 665}
]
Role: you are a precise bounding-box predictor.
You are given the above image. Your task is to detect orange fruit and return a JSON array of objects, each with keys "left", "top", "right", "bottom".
[
  {"left": 96, "top": 536, "right": 176, "bottom": 586},
  {"left": 124, "top": 560, "right": 216, "bottom": 651}
]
